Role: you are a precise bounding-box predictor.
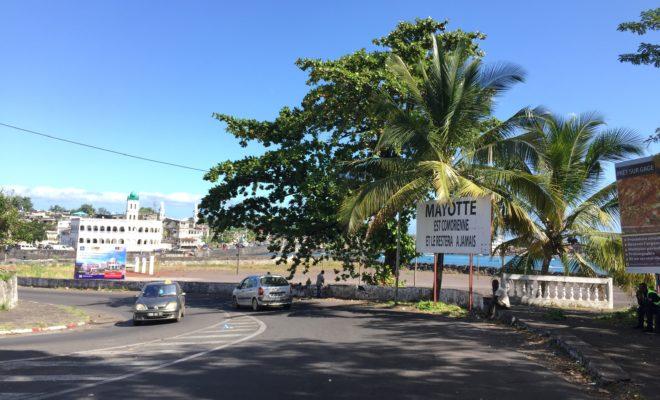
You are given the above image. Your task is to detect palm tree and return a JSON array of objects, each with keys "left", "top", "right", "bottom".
[
  {"left": 500, "top": 112, "right": 643, "bottom": 280},
  {"left": 340, "top": 36, "right": 554, "bottom": 288}
]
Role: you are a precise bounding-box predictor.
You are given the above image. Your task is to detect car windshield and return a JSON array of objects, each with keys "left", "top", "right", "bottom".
[
  {"left": 142, "top": 284, "right": 177, "bottom": 297},
  {"left": 260, "top": 276, "right": 289, "bottom": 286}
]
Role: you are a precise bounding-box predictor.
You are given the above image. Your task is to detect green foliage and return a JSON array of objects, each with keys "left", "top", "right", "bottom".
[
  {"left": 138, "top": 207, "right": 156, "bottom": 216},
  {"left": 48, "top": 205, "right": 68, "bottom": 213},
  {"left": 0, "top": 270, "right": 15, "bottom": 282},
  {"left": 543, "top": 309, "right": 567, "bottom": 321},
  {"left": 340, "top": 34, "right": 550, "bottom": 245},
  {"left": 500, "top": 113, "right": 644, "bottom": 287},
  {"left": 645, "top": 127, "right": 660, "bottom": 144},
  {"left": 415, "top": 301, "right": 467, "bottom": 317},
  {"left": 0, "top": 193, "right": 21, "bottom": 245},
  {"left": 13, "top": 220, "right": 47, "bottom": 244},
  {"left": 0, "top": 193, "right": 46, "bottom": 245},
  {"left": 617, "top": 8, "right": 659, "bottom": 67},
  {"left": 9, "top": 195, "right": 33, "bottom": 212},
  {"left": 596, "top": 306, "right": 637, "bottom": 326},
  {"left": 212, "top": 227, "right": 256, "bottom": 244},
  {"left": 97, "top": 207, "right": 112, "bottom": 216},
  {"left": 200, "top": 18, "right": 483, "bottom": 279},
  {"left": 75, "top": 204, "right": 95, "bottom": 216}
]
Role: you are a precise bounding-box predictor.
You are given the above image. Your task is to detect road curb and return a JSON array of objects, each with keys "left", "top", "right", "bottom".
[
  {"left": 0, "top": 321, "right": 86, "bottom": 336},
  {"left": 497, "top": 310, "right": 630, "bottom": 385}
]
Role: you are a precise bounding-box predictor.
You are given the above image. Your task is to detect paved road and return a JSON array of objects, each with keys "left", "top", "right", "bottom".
[{"left": 0, "top": 288, "right": 595, "bottom": 399}]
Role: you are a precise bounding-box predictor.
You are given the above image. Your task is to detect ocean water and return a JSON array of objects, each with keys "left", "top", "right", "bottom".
[{"left": 410, "top": 254, "right": 565, "bottom": 272}]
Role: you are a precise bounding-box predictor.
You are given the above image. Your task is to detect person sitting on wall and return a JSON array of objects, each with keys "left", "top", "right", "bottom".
[
  {"left": 488, "top": 279, "right": 510, "bottom": 319},
  {"left": 635, "top": 283, "right": 650, "bottom": 330}
]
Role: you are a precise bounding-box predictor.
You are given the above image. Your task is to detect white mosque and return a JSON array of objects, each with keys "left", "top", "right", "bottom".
[{"left": 69, "top": 192, "right": 165, "bottom": 252}]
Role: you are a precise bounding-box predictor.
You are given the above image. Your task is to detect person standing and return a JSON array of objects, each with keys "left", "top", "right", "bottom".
[
  {"left": 316, "top": 270, "right": 325, "bottom": 298},
  {"left": 635, "top": 283, "right": 649, "bottom": 330},
  {"left": 646, "top": 286, "right": 660, "bottom": 333}
]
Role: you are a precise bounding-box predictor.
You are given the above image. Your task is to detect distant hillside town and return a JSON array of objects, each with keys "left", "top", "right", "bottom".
[{"left": 4, "top": 191, "right": 218, "bottom": 252}]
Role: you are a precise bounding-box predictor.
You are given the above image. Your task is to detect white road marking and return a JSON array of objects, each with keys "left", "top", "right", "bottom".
[
  {"left": 0, "top": 359, "right": 160, "bottom": 370},
  {"left": 174, "top": 334, "right": 247, "bottom": 339},
  {"left": 0, "top": 393, "right": 47, "bottom": 400},
  {"left": 29, "top": 314, "right": 266, "bottom": 400},
  {"left": 0, "top": 375, "right": 109, "bottom": 382},
  {"left": 0, "top": 312, "right": 235, "bottom": 365}
]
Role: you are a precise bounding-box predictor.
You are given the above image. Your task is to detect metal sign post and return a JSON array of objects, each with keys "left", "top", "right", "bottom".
[{"left": 468, "top": 254, "right": 474, "bottom": 312}]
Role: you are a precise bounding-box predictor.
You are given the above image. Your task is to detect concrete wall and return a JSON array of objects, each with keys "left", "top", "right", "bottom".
[
  {"left": 16, "top": 277, "right": 482, "bottom": 310},
  {"left": 0, "top": 274, "right": 18, "bottom": 310}
]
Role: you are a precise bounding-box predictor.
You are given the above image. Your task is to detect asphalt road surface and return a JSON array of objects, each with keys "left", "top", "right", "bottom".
[{"left": 0, "top": 288, "right": 594, "bottom": 399}]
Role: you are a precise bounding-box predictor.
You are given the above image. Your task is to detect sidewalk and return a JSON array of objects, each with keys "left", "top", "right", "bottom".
[
  {"left": 503, "top": 305, "right": 658, "bottom": 398},
  {"left": 0, "top": 300, "right": 89, "bottom": 335}
]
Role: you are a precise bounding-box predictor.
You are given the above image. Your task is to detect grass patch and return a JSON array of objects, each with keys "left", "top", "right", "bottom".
[
  {"left": 0, "top": 322, "right": 14, "bottom": 330},
  {"left": 56, "top": 305, "right": 90, "bottom": 322},
  {"left": 543, "top": 309, "right": 567, "bottom": 321},
  {"left": 3, "top": 264, "right": 73, "bottom": 279},
  {"left": 381, "top": 300, "right": 468, "bottom": 318},
  {"left": 596, "top": 307, "right": 637, "bottom": 326},
  {"left": 416, "top": 301, "right": 468, "bottom": 317},
  {"left": 0, "top": 270, "right": 15, "bottom": 282}
]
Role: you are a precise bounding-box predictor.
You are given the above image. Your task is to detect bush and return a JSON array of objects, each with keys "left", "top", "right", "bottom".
[
  {"left": 0, "top": 269, "right": 16, "bottom": 282},
  {"left": 416, "top": 301, "right": 468, "bottom": 318}
]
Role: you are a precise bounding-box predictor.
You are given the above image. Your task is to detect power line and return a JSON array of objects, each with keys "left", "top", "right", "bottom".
[{"left": 0, "top": 122, "right": 208, "bottom": 172}]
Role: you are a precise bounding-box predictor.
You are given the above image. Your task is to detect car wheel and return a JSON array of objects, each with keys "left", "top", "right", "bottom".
[
  {"left": 283, "top": 303, "right": 291, "bottom": 310},
  {"left": 133, "top": 319, "right": 141, "bottom": 326},
  {"left": 232, "top": 296, "right": 239, "bottom": 309},
  {"left": 251, "top": 298, "right": 260, "bottom": 311}
]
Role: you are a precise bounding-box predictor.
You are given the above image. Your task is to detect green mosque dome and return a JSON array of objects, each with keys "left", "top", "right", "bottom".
[{"left": 127, "top": 192, "right": 139, "bottom": 201}]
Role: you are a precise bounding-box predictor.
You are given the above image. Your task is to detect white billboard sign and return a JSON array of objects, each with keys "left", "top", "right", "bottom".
[{"left": 416, "top": 197, "right": 492, "bottom": 255}]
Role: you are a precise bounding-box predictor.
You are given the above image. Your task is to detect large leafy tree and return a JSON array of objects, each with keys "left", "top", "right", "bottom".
[
  {"left": 501, "top": 113, "right": 644, "bottom": 281},
  {"left": 340, "top": 36, "right": 550, "bottom": 234},
  {"left": 200, "top": 18, "right": 485, "bottom": 279},
  {"left": 75, "top": 204, "right": 95, "bottom": 216},
  {"left": 617, "top": 8, "right": 659, "bottom": 67},
  {"left": 340, "top": 37, "right": 553, "bottom": 295},
  {"left": 0, "top": 193, "right": 47, "bottom": 246}
]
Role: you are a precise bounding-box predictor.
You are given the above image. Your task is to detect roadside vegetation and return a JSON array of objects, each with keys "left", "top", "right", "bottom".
[
  {"left": 382, "top": 300, "right": 468, "bottom": 317},
  {"left": 595, "top": 307, "right": 637, "bottom": 326},
  {"left": 3, "top": 264, "right": 72, "bottom": 279}
]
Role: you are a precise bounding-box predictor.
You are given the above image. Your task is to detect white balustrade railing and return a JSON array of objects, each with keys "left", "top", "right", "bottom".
[{"left": 502, "top": 273, "right": 613, "bottom": 310}]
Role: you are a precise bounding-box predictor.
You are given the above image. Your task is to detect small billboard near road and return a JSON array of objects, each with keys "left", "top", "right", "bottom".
[
  {"left": 416, "top": 197, "right": 492, "bottom": 255},
  {"left": 615, "top": 154, "right": 660, "bottom": 273},
  {"left": 74, "top": 244, "right": 127, "bottom": 279}
]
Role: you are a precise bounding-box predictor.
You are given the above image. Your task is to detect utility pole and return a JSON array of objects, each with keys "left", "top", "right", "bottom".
[
  {"left": 236, "top": 244, "right": 240, "bottom": 275},
  {"left": 394, "top": 213, "right": 401, "bottom": 304}
]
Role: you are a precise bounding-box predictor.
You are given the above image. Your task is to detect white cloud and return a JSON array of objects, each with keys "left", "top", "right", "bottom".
[{"left": 1, "top": 185, "right": 202, "bottom": 206}]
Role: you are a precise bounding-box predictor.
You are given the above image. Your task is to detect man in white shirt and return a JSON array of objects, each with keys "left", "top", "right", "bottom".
[{"left": 489, "top": 279, "right": 510, "bottom": 318}]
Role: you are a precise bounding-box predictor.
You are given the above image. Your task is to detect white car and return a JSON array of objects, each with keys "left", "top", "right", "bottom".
[{"left": 232, "top": 275, "right": 292, "bottom": 311}]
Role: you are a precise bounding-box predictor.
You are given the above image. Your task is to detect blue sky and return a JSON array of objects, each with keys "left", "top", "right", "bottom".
[{"left": 1, "top": 0, "right": 658, "bottom": 219}]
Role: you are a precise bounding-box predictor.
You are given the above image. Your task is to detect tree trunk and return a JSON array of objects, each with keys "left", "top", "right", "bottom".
[
  {"left": 540, "top": 255, "right": 552, "bottom": 296},
  {"left": 541, "top": 256, "right": 551, "bottom": 275},
  {"left": 433, "top": 253, "right": 444, "bottom": 302}
]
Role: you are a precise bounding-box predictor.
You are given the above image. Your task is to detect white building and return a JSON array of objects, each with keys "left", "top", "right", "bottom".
[
  {"left": 162, "top": 218, "right": 207, "bottom": 249},
  {"left": 69, "top": 192, "right": 165, "bottom": 252}
]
